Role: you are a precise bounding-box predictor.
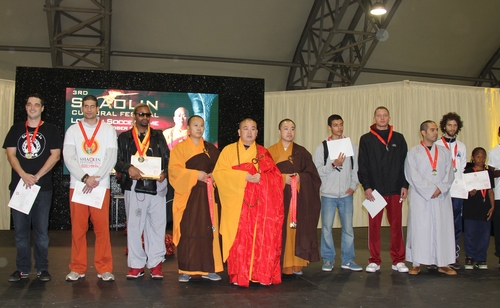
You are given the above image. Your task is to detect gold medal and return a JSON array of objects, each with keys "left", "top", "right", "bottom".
[
  {"left": 26, "top": 152, "right": 33, "bottom": 159},
  {"left": 86, "top": 147, "right": 93, "bottom": 154},
  {"left": 138, "top": 156, "right": 145, "bottom": 163}
]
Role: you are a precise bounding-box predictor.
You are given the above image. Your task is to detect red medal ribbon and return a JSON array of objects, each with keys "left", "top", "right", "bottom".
[
  {"left": 290, "top": 174, "right": 297, "bottom": 227},
  {"left": 78, "top": 120, "right": 102, "bottom": 152},
  {"left": 370, "top": 126, "right": 393, "bottom": 150},
  {"left": 472, "top": 167, "right": 487, "bottom": 200},
  {"left": 132, "top": 126, "right": 151, "bottom": 157},
  {"left": 206, "top": 177, "right": 215, "bottom": 231},
  {"left": 441, "top": 137, "right": 458, "bottom": 169},
  {"left": 25, "top": 120, "right": 43, "bottom": 154},
  {"left": 327, "top": 135, "right": 346, "bottom": 141},
  {"left": 421, "top": 141, "right": 438, "bottom": 172}
]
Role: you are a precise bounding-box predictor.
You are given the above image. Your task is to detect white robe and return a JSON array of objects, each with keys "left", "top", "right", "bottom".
[{"left": 404, "top": 143, "right": 455, "bottom": 266}]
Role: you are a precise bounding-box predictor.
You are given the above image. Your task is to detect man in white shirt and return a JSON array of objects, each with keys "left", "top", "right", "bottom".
[
  {"left": 435, "top": 112, "right": 467, "bottom": 269},
  {"left": 63, "top": 95, "right": 117, "bottom": 282},
  {"left": 488, "top": 126, "right": 500, "bottom": 268}
]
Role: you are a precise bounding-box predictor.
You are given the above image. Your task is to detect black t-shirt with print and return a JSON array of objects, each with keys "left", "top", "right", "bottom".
[{"left": 2, "top": 122, "right": 62, "bottom": 191}]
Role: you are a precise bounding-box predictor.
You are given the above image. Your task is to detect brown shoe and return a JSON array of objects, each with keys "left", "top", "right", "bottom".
[
  {"left": 438, "top": 266, "right": 457, "bottom": 275},
  {"left": 408, "top": 266, "right": 420, "bottom": 275}
]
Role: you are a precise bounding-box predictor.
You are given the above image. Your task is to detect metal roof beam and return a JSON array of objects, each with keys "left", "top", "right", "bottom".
[
  {"left": 287, "top": 0, "right": 402, "bottom": 90},
  {"left": 44, "top": 0, "right": 111, "bottom": 70}
]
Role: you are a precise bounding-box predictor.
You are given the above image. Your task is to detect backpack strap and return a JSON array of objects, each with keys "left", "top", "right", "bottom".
[{"left": 322, "top": 140, "right": 328, "bottom": 166}]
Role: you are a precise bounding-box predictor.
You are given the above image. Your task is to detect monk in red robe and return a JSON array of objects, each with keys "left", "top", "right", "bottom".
[
  {"left": 213, "top": 118, "right": 284, "bottom": 287},
  {"left": 268, "top": 119, "right": 321, "bottom": 275}
]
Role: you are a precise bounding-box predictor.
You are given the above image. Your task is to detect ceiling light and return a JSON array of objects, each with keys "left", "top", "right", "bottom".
[{"left": 370, "top": 2, "right": 387, "bottom": 15}]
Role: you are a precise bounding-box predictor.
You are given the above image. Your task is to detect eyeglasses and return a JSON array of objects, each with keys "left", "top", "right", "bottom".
[{"left": 135, "top": 112, "right": 152, "bottom": 118}]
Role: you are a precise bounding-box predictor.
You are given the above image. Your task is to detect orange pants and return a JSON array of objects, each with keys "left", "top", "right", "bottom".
[{"left": 69, "top": 188, "right": 112, "bottom": 274}]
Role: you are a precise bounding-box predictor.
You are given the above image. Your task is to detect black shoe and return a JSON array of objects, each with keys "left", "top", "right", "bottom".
[
  {"left": 9, "top": 270, "right": 29, "bottom": 282},
  {"left": 37, "top": 270, "right": 51, "bottom": 282},
  {"left": 449, "top": 260, "right": 461, "bottom": 270}
]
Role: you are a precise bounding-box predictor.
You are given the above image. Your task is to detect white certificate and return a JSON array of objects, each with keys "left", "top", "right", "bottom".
[
  {"left": 362, "top": 189, "right": 388, "bottom": 218},
  {"left": 71, "top": 181, "right": 106, "bottom": 209},
  {"left": 8, "top": 180, "right": 40, "bottom": 215},
  {"left": 131, "top": 156, "right": 162, "bottom": 179},
  {"left": 463, "top": 170, "right": 491, "bottom": 191},
  {"left": 327, "top": 138, "right": 354, "bottom": 160},
  {"left": 450, "top": 177, "right": 468, "bottom": 199}
]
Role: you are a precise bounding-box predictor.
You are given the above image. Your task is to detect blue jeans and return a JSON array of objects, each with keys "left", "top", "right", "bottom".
[
  {"left": 452, "top": 197, "right": 463, "bottom": 257},
  {"left": 320, "top": 195, "right": 355, "bottom": 265},
  {"left": 11, "top": 190, "right": 53, "bottom": 273}
]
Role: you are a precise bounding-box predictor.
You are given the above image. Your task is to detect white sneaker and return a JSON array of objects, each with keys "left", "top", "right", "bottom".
[
  {"left": 97, "top": 272, "right": 115, "bottom": 281},
  {"left": 365, "top": 263, "right": 380, "bottom": 273},
  {"left": 66, "top": 271, "right": 85, "bottom": 281},
  {"left": 392, "top": 262, "right": 409, "bottom": 273}
]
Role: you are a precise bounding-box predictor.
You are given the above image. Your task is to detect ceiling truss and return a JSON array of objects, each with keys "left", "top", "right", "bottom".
[
  {"left": 287, "top": 0, "right": 402, "bottom": 90},
  {"left": 44, "top": 0, "right": 111, "bottom": 70},
  {"left": 475, "top": 47, "right": 500, "bottom": 88},
  {"left": 0, "top": 0, "right": 488, "bottom": 88}
]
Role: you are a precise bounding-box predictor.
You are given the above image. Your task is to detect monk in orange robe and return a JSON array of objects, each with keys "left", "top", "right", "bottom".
[
  {"left": 213, "top": 118, "right": 284, "bottom": 287},
  {"left": 268, "top": 119, "right": 321, "bottom": 275},
  {"left": 168, "top": 115, "right": 223, "bottom": 282}
]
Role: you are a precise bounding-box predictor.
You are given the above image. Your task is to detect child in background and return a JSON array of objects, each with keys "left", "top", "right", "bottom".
[{"left": 463, "top": 147, "right": 495, "bottom": 270}]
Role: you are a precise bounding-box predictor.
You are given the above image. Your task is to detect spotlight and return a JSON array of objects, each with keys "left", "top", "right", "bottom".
[{"left": 370, "top": 2, "right": 387, "bottom": 15}]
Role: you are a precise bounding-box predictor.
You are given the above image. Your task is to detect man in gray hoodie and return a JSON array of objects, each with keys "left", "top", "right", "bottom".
[{"left": 313, "top": 114, "right": 361, "bottom": 272}]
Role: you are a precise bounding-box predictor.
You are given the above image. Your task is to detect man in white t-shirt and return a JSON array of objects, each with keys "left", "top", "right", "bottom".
[{"left": 63, "top": 95, "right": 118, "bottom": 282}]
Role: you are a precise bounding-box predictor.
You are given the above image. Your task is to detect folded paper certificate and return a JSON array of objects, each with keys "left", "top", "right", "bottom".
[
  {"left": 327, "top": 138, "right": 354, "bottom": 160},
  {"left": 8, "top": 180, "right": 40, "bottom": 214},
  {"left": 131, "top": 156, "right": 162, "bottom": 179},
  {"left": 463, "top": 170, "right": 491, "bottom": 191},
  {"left": 450, "top": 177, "right": 468, "bottom": 199},
  {"left": 71, "top": 181, "right": 106, "bottom": 209},
  {"left": 362, "top": 189, "right": 388, "bottom": 218}
]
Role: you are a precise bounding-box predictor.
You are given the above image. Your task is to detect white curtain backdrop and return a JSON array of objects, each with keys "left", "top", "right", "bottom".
[
  {"left": 265, "top": 81, "right": 500, "bottom": 227},
  {"left": 0, "top": 79, "right": 15, "bottom": 230}
]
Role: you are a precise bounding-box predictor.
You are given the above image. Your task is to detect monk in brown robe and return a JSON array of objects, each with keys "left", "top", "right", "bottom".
[
  {"left": 213, "top": 118, "right": 284, "bottom": 287},
  {"left": 168, "top": 115, "right": 223, "bottom": 283},
  {"left": 268, "top": 119, "right": 321, "bottom": 275}
]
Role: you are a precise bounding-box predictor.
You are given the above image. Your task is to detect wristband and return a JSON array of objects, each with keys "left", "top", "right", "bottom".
[{"left": 81, "top": 174, "right": 89, "bottom": 183}]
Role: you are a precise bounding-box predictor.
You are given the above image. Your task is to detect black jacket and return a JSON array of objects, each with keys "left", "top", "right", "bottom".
[
  {"left": 114, "top": 128, "right": 170, "bottom": 191},
  {"left": 358, "top": 125, "right": 409, "bottom": 196}
]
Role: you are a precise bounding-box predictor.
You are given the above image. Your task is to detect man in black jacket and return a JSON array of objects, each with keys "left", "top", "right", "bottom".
[
  {"left": 115, "top": 103, "right": 170, "bottom": 280},
  {"left": 358, "top": 106, "right": 409, "bottom": 273}
]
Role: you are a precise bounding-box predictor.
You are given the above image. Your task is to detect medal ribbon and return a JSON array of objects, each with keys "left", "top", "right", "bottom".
[
  {"left": 370, "top": 126, "right": 393, "bottom": 150},
  {"left": 290, "top": 174, "right": 297, "bottom": 227},
  {"left": 472, "top": 167, "right": 487, "bottom": 200},
  {"left": 132, "top": 125, "right": 151, "bottom": 157},
  {"left": 25, "top": 120, "right": 43, "bottom": 154},
  {"left": 207, "top": 177, "right": 215, "bottom": 231},
  {"left": 327, "top": 135, "right": 346, "bottom": 141},
  {"left": 420, "top": 141, "right": 438, "bottom": 171},
  {"left": 441, "top": 137, "right": 458, "bottom": 169},
  {"left": 78, "top": 120, "right": 102, "bottom": 152}
]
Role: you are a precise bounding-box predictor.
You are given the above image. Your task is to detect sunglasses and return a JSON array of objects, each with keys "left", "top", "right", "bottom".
[{"left": 135, "top": 112, "right": 152, "bottom": 118}]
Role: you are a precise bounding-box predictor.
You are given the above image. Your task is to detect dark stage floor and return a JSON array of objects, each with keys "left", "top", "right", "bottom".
[{"left": 0, "top": 227, "right": 499, "bottom": 307}]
